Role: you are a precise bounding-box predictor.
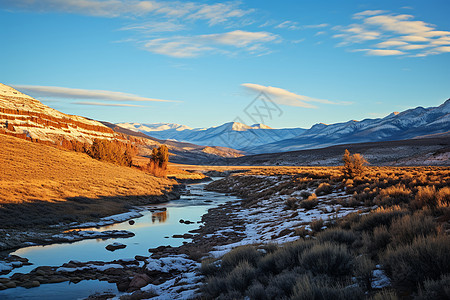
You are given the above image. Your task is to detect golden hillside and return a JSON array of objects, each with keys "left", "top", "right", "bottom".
[{"left": 0, "top": 134, "right": 176, "bottom": 227}]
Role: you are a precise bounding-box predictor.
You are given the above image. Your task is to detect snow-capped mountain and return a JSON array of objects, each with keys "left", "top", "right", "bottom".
[
  {"left": 118, "top": 122, "right": 193, "bottom": 132},
  {"left": 120, "top": 99, "right": 449, "bottom": 154},
  {"left": 248, "top": 99, "right": 450, "bottom": 154},
  {"left": 117, "top": 121, "right": 306, "bottom": 150}
]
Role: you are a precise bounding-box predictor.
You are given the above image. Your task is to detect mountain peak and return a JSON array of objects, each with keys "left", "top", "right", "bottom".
[
  {"left": 229, "top": 122, "right": 252, "bottom": 131},
  {"left": 250, "top": 123, "right": 272, "bottom": 129}
]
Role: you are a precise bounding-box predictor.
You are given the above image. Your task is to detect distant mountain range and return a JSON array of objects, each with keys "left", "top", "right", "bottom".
[
  {"left": 117, "top": 122, "right": 306, "bottom": 151},
  {"left": 119, "top": 99, "right": 450, "bottom": 154}
]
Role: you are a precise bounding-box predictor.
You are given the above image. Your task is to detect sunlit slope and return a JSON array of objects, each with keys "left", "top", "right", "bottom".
[
  {"left": 0, "top": 134, "right": 178, "bottom": 228},
  {"left": 0, "top": 134, "right": 175, "bottom": 204}
]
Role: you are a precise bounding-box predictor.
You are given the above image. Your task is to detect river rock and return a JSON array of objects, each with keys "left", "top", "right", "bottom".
[
  {"left": 70, "top": 277, "right": 82, "bottom": 284},
  {"left": 4, "top": 281, "right": 16, "bottom": 288},
  {"left": 128, "top": 290, "right": 158, "bottom": 300},
  {"left": 106, "top": 242, "right": 127, "bottom": 251},
  {"left": 135, "top": 255, "right": 147, "bottom": 261},
  {"left": 0, "top": 283, "right": 6, "bottom": 290},
  {"left": 22, "top": 280, "right": 40, "bottom": 288},
  {"left": 128, "top": 273, "right": 151, "bottom": 291},
  {"left": 48, "top": 276, "right": 68, "bottom": 283},
  {"left": 116, "top": 277, "right": 130, "bottom": 292},
  {"left": 128, "top": 220, "right": 135, "bottom": 225}
]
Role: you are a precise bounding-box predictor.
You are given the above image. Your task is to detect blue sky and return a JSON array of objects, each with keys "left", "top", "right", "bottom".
[{"left": 1, "top": 0, "right": 449, "bottom": 129}]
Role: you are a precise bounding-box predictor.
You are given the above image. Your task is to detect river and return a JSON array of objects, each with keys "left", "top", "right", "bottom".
[{"left": 0, "top": 179, "right": 238, "bottom": 299}]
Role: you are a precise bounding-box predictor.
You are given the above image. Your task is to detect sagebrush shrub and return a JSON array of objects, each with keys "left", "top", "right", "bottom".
[
  {"left": 353, "top": 255, "right": 375, "bottom": 291},
  {"left": 301, "top": 242, "right": 353, "bottom": 276},
  {"left": 291, "top": 274, "right": 363, "bottom": 300},
  {"left": 300, "top": 194, "right": 318, "bottom": 209},
  {"left": 363, "top": 225, "right": 391, "bottom": 257},
  {"left": 436, "top": 186, "right": 450, "bottom": 208},
  {"left": 310, "top": 218, "right": 324, "bottom": 232},
  {"left": 225, "top": 261, "right": 256, "bottom": 293},
  {"left": 285, "top": 197, "right": 298, "bottom": 210},
  {"left": 389, "top": 212, "right": 436, "bottom": 246},
  {"left": 369, "top": 289, "right": 399, "bottom": 300},
  {"left": 353, "top": 206, "right": 406, "bottom": 232},
  {"left": 221, "top": 245, "right": 261, "bottom": 271},
  {"left": 376, "top": 184, "right": 412, "bottom": 207},
  {"left": 412, "top": 185, "right": 437, "bottom": 209},
  {"left": 383, "top": 235, "right": 450, "bottom": 289},
  {"left": 416, "top": 274, "right": 450, "bottom": 300},
  {"left": 316, "top": 228, "right": 357, "bottom": 246},
  {"left": 315, "top": 182, "right": 333, "bottom": 196}
]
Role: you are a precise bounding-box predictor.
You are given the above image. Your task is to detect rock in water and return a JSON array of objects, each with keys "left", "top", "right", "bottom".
[
  {"left": 128, "top": 273, "right": 151, "bottom": 291},
  {"left": 105, "top": 242, "right": 127, "bottom": 251}
]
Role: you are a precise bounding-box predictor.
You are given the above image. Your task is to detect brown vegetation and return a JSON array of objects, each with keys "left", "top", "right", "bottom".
[
  {"left": 343, "top": 149, "right": 368, "bottom": 178},
  {"left": 139, "top": 145, "right": 170, "bottom": 177},
  {"left": 202, "top": 164, "right": 450, "bottom": 299}
]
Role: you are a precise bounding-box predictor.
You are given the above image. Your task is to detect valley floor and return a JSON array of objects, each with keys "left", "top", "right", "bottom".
[{"left": 1, "top": 163, "right": 449, "bottom": 299}]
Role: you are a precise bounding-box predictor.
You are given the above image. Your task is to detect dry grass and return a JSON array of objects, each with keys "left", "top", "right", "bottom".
[
  {"left": 0, "top": 134, "right": 176, "bottom": 227},
  {"left": 201, "top": 164, "right": 450, "bottom": 299}
]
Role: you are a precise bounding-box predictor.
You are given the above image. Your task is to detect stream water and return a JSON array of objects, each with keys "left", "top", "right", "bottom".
[{"left": 0, "top": 180, "right": 238, "bottom": 299}]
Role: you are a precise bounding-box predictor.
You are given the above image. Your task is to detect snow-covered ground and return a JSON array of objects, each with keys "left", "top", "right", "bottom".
[
  {"left": 209, "top": 190, "right": 361, "bottom": 257},
  {"left": 113, "top": 255, "right": 203, "bottom": 300}
]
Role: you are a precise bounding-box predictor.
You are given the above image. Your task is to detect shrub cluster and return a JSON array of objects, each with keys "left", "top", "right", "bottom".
[
  {"left": 342, "top": 149, "right": 368, "bottom": 178},
  {"left": 140, "top": 145, "right": 169, "bottom": 177},
  {"left": 88, "top": 138, "right": 134, "bottom": 166}
]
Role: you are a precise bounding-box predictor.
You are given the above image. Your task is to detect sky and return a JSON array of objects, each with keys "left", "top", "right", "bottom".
[{"left": 1, "top": 0, "right": 449, "bottom": 129}]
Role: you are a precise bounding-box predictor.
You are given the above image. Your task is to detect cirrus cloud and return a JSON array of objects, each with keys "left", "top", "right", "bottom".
[
  {"left": 12, "top": 85, "right": 179, "bottom": 103},
  {"left": 241, "top": 83, "right": 347, "bottom": 108},
  {"left": 73, "top": 101, "right": 145, "bottom": 107},
  {"left": 142, "top": 30, "right": 280, "bottom": 57}
]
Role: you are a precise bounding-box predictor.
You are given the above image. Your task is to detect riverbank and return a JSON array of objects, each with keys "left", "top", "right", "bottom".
[{"left": 0, "top": 180, "right": 241, "bottom": 298}]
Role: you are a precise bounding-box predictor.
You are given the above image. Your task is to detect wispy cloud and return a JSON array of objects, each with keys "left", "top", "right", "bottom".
[
  {"left": 2, "top": 1, "right": 283, "bottom": 58},
  {"left": 276, "top": 21, "right": 300, "bottom": 30},
  {"left": 241, "top": 83, "right": 346, "bottom": 108},
  {"left": 73, "top": 101, "right": 145, "bottom": 107},
  {"left": 2, "top": 0, "right": 253, "bottom": 26},
  {"left": 333, "top": 10, "right": 450, "bottom": 57},
  {"left": 364, "top": 49, "right": 406, "bottom": 56},
  {"left": 120, "top": 21, "right": 186, "bottom": 33},
  {"left": 12, "top": 85, "right": 178, "bottom": 102},
  {"left": 142, "top": 30, "right": 280, "bottom": 57},
  {"left": 303, "top": 23, "right": 329, "bottom": 29},
  {"left": 353, "top": 10, "right": 387, "bottom": 19}
]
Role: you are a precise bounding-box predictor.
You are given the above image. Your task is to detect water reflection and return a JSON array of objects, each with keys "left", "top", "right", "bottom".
[{"left": 151, "top": 211, "right": 167, "bottom": 223}]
